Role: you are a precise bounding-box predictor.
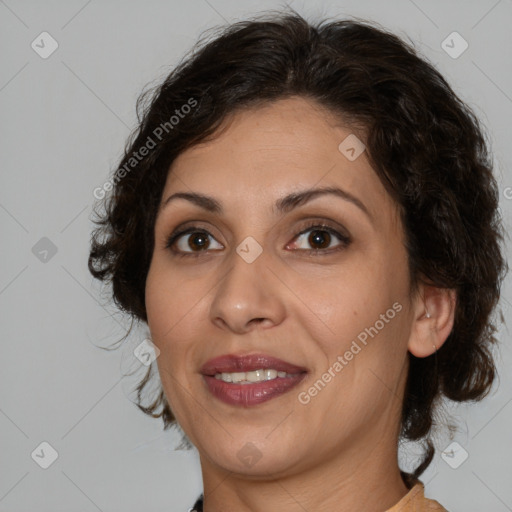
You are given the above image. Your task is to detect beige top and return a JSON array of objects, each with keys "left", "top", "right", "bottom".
[
  {"left": 190, "top": 479, "right": 448, "bottom": 511},
  {"left": 387, "top": 480, "right": 448, "bottom": 511}
]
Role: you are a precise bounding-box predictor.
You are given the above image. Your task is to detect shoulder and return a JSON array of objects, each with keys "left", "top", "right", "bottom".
[{"left": 386, "top": 480, "right": 449, "bottom": 512}]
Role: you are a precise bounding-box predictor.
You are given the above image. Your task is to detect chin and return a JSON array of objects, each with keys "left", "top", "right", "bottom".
[{"left": 199, "top": 435, "right": 305, "bottom": 477}]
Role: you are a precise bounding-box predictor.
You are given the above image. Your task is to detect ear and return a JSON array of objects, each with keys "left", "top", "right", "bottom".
[{"left": 407, "top": 282, "right": 457, "bottom": 358}]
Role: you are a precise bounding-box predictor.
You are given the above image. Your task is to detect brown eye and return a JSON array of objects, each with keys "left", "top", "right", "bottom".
[
  {"left": 290, "top": 225, "right": 350, "bottom": 252},
  {"left": 166, "top": 228, "right": 223, "bottom": 254},
  {"left": 187, "top": 232, "right": 210, "bottom": 251},
  {"left": 165, "top": 222, "right": 350, "bottom": 258},
  {"left": 308, "top": 230, "right": 332, "bottom": 249}
]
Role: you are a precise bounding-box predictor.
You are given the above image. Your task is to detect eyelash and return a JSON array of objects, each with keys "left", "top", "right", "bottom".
[{"left": 164, "top": 221, "right": 352, "bottom": 259}]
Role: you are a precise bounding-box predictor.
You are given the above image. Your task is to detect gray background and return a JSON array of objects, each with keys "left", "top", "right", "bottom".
[{"left": 1, "top": 1, "right": 511, "bottom": 511}]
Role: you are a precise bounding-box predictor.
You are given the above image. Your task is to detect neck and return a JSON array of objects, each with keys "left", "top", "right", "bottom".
[{"left": 199, "top": 434, "right": 410, "bottom": 512}]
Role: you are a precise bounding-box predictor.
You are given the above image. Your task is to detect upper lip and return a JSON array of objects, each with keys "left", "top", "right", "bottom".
[{"left": 200, "top": 353, "right": 308, "bottom": 376}]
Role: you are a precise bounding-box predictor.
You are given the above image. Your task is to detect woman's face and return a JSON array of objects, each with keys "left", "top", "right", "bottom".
[{"left": 145, "top": 96, "right": 416, "bottom": 478}]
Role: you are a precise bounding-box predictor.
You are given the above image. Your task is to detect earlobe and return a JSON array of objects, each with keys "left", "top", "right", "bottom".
[{"left": 407, "top": 284, "right": 457, "bottom": 358}]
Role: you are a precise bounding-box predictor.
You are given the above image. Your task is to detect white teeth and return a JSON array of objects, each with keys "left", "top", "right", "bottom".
[
  {"left": 230, "top": 372, "right": 245, "bottom": 383},
  {"left": 213, "top": 368, "right": 297, "bottom": 384},
  {"left": 247, "top": 369, "right": 265, "bottom": 382},
  {"left": 264, "top": 369, "right": 278, "bottom": 380}
]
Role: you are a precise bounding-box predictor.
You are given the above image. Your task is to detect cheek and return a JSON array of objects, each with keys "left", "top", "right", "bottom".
[
  {"left": 299, "top": 262, "right": 399, "bottom": 340},
  {"left": 145, "top": 264, "right": 186, "bottom": 342},
  {"left": 297, "top": 258, "right": 410, "bottom": 389},
  {"left": 145, "top": 268, "right": 171, "bottom": 339},
  {"left": 145, "top": 262, "right": 212, "bottom": 357}
]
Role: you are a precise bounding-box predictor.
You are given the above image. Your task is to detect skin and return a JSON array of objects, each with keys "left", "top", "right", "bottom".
[{"left": 145, "top": 96, "right": 456, "bottom": 512}]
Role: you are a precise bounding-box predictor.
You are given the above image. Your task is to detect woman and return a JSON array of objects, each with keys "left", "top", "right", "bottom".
[{"left": 89, "top": 11, "right": 506, "bottom": 512}]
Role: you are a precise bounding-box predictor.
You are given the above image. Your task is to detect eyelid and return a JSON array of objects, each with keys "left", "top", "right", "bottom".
[
  {"left": 164, "top": 226, "right": 221, "bottom": 251},
  {"left": 164, "top": 219, "right": 352, "bottom": 255},
  {"left": 288, "top": 223, "right": 350, "bottom": 250}
]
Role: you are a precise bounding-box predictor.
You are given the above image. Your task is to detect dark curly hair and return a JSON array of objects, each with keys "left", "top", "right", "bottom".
[{"left": 88, "top": 11, "right": 507, "bottom": 484}]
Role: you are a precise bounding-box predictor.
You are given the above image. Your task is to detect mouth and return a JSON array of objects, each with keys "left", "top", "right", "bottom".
[{"left": 200, "top": 353, "right": 308, "bottom": 407}]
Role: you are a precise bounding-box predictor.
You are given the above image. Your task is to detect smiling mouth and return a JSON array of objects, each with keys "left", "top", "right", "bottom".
[
  {"left": 200, "top": 353, "right": 308, "bottom": 407},
  {"left": 213, "top": 368, "right": 302, "bottom": 383},
  {"left": 200, "top": 352, "right": 307, "bottom": 375}
]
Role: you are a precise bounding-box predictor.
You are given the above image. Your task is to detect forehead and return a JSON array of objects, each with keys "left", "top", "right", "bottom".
[{"left": 162, "top": 96, "right": 397, "bottom": 225}]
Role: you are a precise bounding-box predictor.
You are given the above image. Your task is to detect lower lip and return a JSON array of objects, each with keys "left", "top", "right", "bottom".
[{"left": 203, "top": 374, "right": 307, "bottom": 407}]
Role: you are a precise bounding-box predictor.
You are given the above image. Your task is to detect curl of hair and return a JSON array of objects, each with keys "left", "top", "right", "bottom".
[{"left": 88, "top": 11, "right": 507, "bottom": 480}]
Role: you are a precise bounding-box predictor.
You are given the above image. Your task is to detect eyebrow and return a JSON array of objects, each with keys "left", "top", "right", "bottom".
[{"left": 160, "top": 186, "right": 372, "bottom": 221}]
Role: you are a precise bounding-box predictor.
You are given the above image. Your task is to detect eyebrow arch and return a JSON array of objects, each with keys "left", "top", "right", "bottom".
[{"left": 160, "top": 186, "right": 372, "bottom": 221}]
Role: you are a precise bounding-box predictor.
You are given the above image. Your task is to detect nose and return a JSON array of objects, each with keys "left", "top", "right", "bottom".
[{"left": 209, "top": 246, "right": 286, "bottom": 334}]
